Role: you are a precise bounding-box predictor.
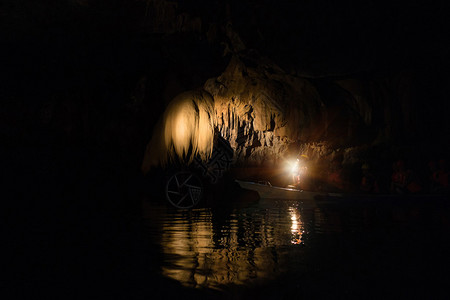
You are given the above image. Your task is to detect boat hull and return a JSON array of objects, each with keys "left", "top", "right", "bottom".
[
  {"left": 236, "top": 180, "right": 449, "bottom": 206},
  {"left": 235, "top": 180, "right": 324, "bottom": 201}
]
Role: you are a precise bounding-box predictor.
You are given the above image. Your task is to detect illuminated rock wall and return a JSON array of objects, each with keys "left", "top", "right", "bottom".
[
  {"left": 204, "top": 55, "right": 326, "bottom": 166},
  {"left": 200, "top": 55, "right": 435, "bottom": 177},
  {"left": 8, "top": 0, "right": 447, "bottom": 183}
]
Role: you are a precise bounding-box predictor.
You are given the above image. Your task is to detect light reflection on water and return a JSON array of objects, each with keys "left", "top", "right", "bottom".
[
  {"left": 142, "top": 196, "right": 450, "bottom": 291},
  {"left": 142, "top": 199, "right": 309, "bottom": 289}
]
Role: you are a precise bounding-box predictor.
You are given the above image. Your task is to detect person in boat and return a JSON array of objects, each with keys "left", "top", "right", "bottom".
[
  {"left": 360, "top": 163, "right": 379, "bottom": 193},
  {"left": 390, "top": 159, "right": 423, "bottom": 194},
  {"left": 405, "top": 168, "right": 423, "bottom": 194},
  {"left": 292, "top": 155, "right": 308, "bottom": 189},
  {"left": 432, "top": 159, "right": 449, "bottom": 193},
  {"left": 327, "top": 159, "right": 348, "bottom": 192},
  {"left": 391, "top": 160, "right": 407, "bottom": 194}
]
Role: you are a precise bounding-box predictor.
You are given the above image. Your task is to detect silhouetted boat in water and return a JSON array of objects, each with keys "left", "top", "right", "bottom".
[
  {"left": 235, "top": 180, "right": 449, "bottom": 206},
  {"left": 235, "top": 180, "right": 329, "bottom": 202}
]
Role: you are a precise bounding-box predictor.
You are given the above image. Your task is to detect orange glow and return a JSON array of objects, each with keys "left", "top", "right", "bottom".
[
  {"left": 289, "top": 207, "right": 304, "bottom": 244},
  {"left": 154, "top": 205, "right": 307, "bottom": 289},
  {"left": 141, "top": 90, "right": 216, "bottom": 173}
]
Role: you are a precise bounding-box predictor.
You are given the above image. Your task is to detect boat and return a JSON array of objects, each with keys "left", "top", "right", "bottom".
[
  {"left": 235, "top": 180, "right": 334, "bottom": 201},
  {"left": 235, "top": 180, "right": 449, "bottom": 206}
]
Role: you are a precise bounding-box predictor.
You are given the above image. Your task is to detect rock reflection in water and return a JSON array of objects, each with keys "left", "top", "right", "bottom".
[
  {"left": 140, "top": 197, "right": 450, "bottom": 298},
  {"left": 143, "top": 200, "right": 308, "bottom": 289}
]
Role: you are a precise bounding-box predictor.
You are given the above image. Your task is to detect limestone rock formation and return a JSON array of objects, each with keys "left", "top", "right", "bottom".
[
  {"left": 204, "top": 55, "right": 326, "bottom": 166},
  {"left": 141, "top": 89, "right": 215, "bottom": 172},
  {"left": 5, "top": 0, "right": 448, "bottom": 189}
]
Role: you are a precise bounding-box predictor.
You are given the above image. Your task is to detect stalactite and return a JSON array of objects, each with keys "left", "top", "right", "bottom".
[{"left": 141, "top": 89, "right": 215, "bottom": 173}]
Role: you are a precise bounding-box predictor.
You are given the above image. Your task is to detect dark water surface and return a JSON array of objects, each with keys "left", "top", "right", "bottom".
[
  {"left": 141, "top": 195, "right": 450, "bottom": 299},
  {"left": 4, "top": 146, "right": 450, "bottom": 299},
  {"left": 6, "top": 185, "right": 450, "bottom": 299},
  {"left": 143, "top": 199, "right": 309, "bottom": 289}
]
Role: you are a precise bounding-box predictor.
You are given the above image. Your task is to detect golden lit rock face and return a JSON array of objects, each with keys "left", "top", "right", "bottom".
[
  {"left": 141, "top": 89, "right": 215, "bottom": 172},
  {"left": 205, "top": 56, "right": 325, "bottom": 165},
  {"left": 142, "top": 55, "right": 420, "bottom": 174},
  {"left": 142, "top": 56, "right": 328, "bottom": 171}
]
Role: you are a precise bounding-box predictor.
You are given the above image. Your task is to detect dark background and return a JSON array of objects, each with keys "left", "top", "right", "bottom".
[
  {"left": 2, "top": 0, "right": 450, "bottom": 297},
  {"left": 3, "top": 0, "right": 449, "bottom": 194}
]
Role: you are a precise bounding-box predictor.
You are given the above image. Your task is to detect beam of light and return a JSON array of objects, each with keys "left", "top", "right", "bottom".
[
  {"left": 142, "top": 90, "right": 216, "bottom": 173},
  {"left": 287, "top": 159, "right": 299, "bottom": 174}
]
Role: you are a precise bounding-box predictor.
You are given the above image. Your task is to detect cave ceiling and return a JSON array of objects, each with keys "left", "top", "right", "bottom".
[
  {"left": 3, "top": 0, "right": 448, "bottom": 77},
  {"left": 3, "top": 0, "right": 450, "bottom": 165}
]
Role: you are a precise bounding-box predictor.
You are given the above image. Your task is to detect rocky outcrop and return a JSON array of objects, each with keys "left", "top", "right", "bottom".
[
  {"left": 202, "top": 54, "right": 385, "bottom": 168},
  {"left": 198, "top": 54, "right": 442, "bottom": 189},
  {"left": 204, "top": 55, "right": 326, "bottom": 166},
  {"left": 4, "top": 0, "right": 448, "bottom": 186}
]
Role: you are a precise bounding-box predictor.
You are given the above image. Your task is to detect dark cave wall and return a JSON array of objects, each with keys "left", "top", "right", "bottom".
[{"left": 2, "top": 0, "right": 450, "bottom": 181}]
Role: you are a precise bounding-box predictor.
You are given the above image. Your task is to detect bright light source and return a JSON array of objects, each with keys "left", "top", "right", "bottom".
[{"left": 286, "top": 159, "right": 300, "bottom": 174}]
